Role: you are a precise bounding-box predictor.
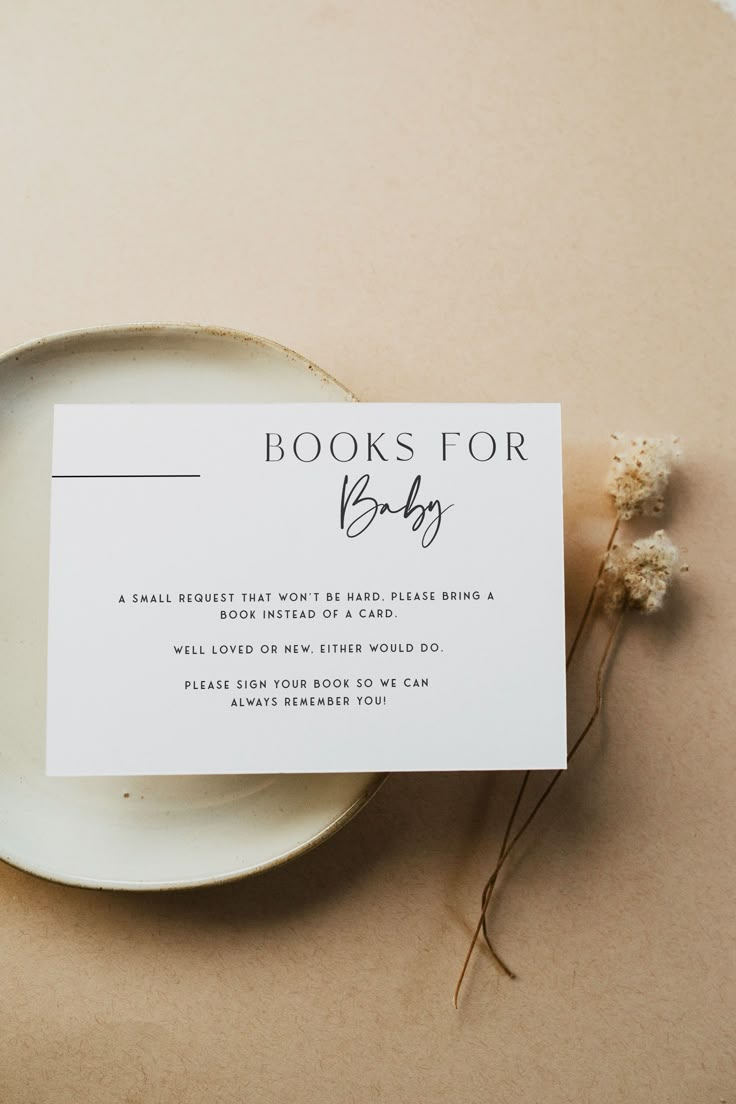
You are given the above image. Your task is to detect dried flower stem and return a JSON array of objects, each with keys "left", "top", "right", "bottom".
[
  {"left": 478, "top": 516, "right": 620, "bottom": 972},
  {"left": 566, "top": 517, "right": 620, "bottom": 668},
  {"left": 480, "top": 771, "right": 529, "bottom": 979},
  {"left": 453, "top": 606, "right": 625, "bottom": 1008}
]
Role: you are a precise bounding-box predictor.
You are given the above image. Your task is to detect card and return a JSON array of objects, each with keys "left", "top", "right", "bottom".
[{"left": 46, "top": 403, "right": 566, "bottom": 775}]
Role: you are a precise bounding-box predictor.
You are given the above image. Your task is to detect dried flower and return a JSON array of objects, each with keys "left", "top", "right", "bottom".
[
  {"left": 455, "top": 434, "right": 689, "bottom": 1005},
  {"left": 606, "top": 435, "right": 681, "bottom": 520},
  {"left": 600, "top": 530, "right": 682, "bottom": 613}
]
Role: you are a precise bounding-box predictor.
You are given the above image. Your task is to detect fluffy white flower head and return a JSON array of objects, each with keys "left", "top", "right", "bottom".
[
  {"left": 601, "top": 530, "right": 682, "bottom": 614},
  {"left": 606, "top": 434, "right": 681, "bottom": 520}
]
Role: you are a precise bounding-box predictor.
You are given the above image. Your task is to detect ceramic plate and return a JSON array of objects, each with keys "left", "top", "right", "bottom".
[{"left": 0, "top": 324, "right": 384, "bottom": 890}]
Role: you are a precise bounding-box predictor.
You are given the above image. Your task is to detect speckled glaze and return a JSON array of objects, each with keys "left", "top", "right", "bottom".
[{"left": 0, "top": 323, "right": 384, "bottom": 890}]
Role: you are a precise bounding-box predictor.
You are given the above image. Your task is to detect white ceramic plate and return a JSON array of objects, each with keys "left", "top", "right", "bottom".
[{"left": 0, "top": 324, "right": 384, "bottom": 890}]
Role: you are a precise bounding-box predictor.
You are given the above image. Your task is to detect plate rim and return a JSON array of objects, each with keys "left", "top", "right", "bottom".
[
  {"left": 0, "top": 320, "right": 387, "bottom": 891},
  {"left": 0, "top": 774, "right": 388, "bottom": 893},
  {"left": 0, "top": 319, "right": 354, "bottom": 397}
]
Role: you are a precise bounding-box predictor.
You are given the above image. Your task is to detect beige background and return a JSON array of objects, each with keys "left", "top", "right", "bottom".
[{"left": 1, "top": 1, "right": 734, "bottom": 1100}]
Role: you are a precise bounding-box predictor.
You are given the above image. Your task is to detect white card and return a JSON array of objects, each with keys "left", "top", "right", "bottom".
[{"left": 46, "top": 404, "right": 566, "bottom": 775}]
